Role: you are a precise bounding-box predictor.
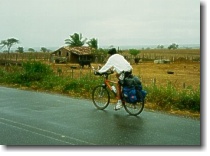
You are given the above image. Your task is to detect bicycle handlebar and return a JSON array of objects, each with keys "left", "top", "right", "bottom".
[
  {"left": 92, "top": 66, "right": 114, "bottom": 76},
  {"left": 94, "top": 70, "right": 114, "bottom": 76}
]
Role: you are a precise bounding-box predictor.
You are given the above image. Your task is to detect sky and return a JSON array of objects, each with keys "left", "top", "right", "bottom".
[{"left": 0, "top": 0, "right": 200, "bottom": 49}]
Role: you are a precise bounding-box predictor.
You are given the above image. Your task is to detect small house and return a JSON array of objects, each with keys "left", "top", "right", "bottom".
[{"left": 51, "top": 46, "right": 94, "bottom": 67}]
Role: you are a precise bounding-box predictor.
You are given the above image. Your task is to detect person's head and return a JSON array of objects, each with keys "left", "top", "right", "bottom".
[{"left": 108, "top": 48, "right": 117, "bottom": 55}]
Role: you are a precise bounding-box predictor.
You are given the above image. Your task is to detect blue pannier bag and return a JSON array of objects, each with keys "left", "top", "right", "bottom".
[
  {"left": 123, "top": 82, "right": 147, "bottom": 103},
  {"left": 135, "top": 85, "right": 147, "bottom": 102},
  {"left": 141, "top": 90, "right": 147, "bottom": 99},
  {"left": 122, "top": 86, "right": 138, "bottom": 103},
  {"left": 123, "top": 75, "right": 147, "bottom": 103}
]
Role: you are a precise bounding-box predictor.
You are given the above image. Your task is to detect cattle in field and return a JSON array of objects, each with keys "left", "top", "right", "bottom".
[
  {"left": 78, "top": 60, "right": 91, "bottom": 68},
  {"left": 134, "top": 58, "right": 140, "bottom": 64}
]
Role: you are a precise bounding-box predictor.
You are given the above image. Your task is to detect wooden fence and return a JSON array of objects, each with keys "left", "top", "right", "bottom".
[
  {"left": 0, "top": 50, "right": 200, "bottom": 65},
  {"left": 0, "top": 52, "right": 51, "bottom": 65}
]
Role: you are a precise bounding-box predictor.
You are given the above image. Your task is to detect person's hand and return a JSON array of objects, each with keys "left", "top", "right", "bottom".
[
  {"left": 94, "top": 71, "right": 101, "bottom": 75},
  {"left": 110, "top": 69, "right": 114, "bottom": 74}
]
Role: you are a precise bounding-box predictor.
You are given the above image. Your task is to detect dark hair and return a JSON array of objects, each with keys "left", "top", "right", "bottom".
[{"left": 108, "top": 48, "right": 117, "bottom": 55}]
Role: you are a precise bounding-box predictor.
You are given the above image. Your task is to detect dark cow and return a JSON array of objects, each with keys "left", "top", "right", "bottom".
[
  {"left": 134, "top": 58, "right": 140, "bottom": 64},
  {"left": 78, "top": 60, "right": 91, "bottom": 68}
]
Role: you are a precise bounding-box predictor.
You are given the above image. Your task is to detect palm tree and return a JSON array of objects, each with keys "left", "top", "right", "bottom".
[
  {"left": 0, "top": 38, "right": 19, "bottom": 53},
  {"left": 87, "top": 38, "right": 98, "bottom": 49},
  {"left": 65, "top": 33, "right": 87, "bottom": 47}
]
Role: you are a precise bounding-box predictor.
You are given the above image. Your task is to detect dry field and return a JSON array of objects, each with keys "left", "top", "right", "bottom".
[
  {"left": 49, "top": 49, "right": 200, "bottom": 90},
  {"left": 51, "top": 61, "right": 200, "bottom": 91},
  {"left": 133, "top": 62, "right": 200, "bottom": 90}
]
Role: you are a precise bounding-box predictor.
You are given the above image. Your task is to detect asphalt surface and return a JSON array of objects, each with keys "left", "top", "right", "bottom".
[{"left": 0, "top": 86, "right": 200, "bottom": 145}]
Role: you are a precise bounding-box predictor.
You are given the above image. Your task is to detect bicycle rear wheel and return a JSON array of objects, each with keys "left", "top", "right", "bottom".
[
  {"left": 123, "top": 88, "right": 145, "bottom": 116},
  {"left": 123, "top": 100, "right": 144, "bottom": 116},
  {"left": 92, "top": 85, "right": 110, "bottom": 110}
]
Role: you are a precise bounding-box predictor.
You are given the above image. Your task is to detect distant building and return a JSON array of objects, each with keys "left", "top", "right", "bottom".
[{"left": 50, "top": 46, "right": 94, "bottom": 67}]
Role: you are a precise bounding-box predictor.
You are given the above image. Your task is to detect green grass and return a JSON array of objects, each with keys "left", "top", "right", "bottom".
[{"left": 144, "top": 84, "right": 200, "bottom": 112}]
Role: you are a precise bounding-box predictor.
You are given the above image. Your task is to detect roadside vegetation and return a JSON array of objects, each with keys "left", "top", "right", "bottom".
[
  {"left": 0, "top": 61, "right": 200, "bottom": 118},
  {"left": 0, "top": 33, "right": 200, "bottom": 118}
]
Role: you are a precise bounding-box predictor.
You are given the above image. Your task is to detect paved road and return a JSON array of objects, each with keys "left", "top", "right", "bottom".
[{"left": 0, "top": 86, "right": 200, "bottom": 145}]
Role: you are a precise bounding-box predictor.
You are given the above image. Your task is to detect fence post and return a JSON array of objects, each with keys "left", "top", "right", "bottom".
[
  {"left": 183, "top": 82, "right": 186, "bottom": 89},
  {"left": 80, "top": 68, "right": 82, "bottom": 79},
  {"left": 153, "top": 78, "right": 156, "bottom": 85},
  {"left": 70, "top": 66, "right": 77, "bottom": 78},
  {"left": 167, "top": 81, "right": 171, "bottom": 87},
  {"left": 15, "top": 54, "right": 18, "bottom": 61},
  {"left": 71, "top": 68, "right": 74, "bottom": 78}
]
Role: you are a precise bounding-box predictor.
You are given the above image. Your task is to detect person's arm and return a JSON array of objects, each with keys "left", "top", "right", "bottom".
[{"left": 98, "top": 57, "right": 113, "bottom": 73}]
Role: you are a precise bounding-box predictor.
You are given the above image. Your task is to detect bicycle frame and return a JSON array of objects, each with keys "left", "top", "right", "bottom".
[
  {"left": 101, "top": 73, "right": 123, "bottom": 102},
  {"left": 92, "top": 66, "right": 122, "bottom": 100},
  {"left": 104, "top": 77, "right": 117, "bottom": 93}
]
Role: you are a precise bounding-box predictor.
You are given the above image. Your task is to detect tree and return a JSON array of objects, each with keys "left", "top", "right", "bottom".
[
  {"left": 0, "top": 38, "right": 19, "bottom": 53},
  {"left": 129, "top": 49, "right": 141, "bottom": 64},
  {"left": 28, "top": 48, "right": 35, "bottom": 52},
  {"left": 129, "top": 49, "right": 140, "bottom": 58},
  {"left": 168, "top": 43, "right": 179, "bottom": 50},
  {"left": 87, "top": 38, "right": 98, "bottom": 49},
  {"left": 157, "top": 45, "right": 164, "bottom": 49},
  {"left": 16, "top": 47, "right": 24, "bottom": 53},
  {"left": 40, "top": 47, "right": 48, "bottom": 52},
  {"left": 65, "top": 33, "right": 87, "bottom": 47}
]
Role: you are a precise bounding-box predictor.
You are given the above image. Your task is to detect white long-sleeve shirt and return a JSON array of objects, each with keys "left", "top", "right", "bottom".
[{"left": 98, "top": 54, "right": 132, "bottom": 74}]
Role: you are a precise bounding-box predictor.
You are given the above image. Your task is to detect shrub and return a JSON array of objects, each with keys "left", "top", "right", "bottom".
[
  {"left": 63, "top": 80, "right": 79, "bottom": 92},
  {"left": 20, "top": 61, "right": 53, "bottom": 83},
  {"left": 62, "top": 74, "right": 101, "bottom": 93},
  {"left": 175, "top": 87, "right": 200, "bottom": 111},
  {"left": 144, "top": 84, "right": 200, "bottom": 112},
  {"left": 0, "top": 68, "right": 6, "bottom": 83}
]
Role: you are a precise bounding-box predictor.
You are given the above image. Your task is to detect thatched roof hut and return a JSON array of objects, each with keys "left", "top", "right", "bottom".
[{"left": 51, "top": 46, "right": 94, "bottom": 65}]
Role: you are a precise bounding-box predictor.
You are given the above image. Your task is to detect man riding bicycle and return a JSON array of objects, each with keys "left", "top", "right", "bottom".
[{"left": 95, "top": 48, "right": 133, "bottom": 110}]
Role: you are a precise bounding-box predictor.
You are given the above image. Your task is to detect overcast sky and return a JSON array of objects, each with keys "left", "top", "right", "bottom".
[{"left": 0, "top": 0, "right": 200, "bottom": 49}]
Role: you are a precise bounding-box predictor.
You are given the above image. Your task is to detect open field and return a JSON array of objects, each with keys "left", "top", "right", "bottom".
[
  {"left": 50, "top": 61, "right": 200, "bottom": 91},
  {"left": 0, "top": 49, "right": 200, "bottom": 90},
  {"left": 0, "top": 49, "right": 200, "bottom": 88},
  {"left": 133, "top": 62, "right": 200, "bottom": 90}
]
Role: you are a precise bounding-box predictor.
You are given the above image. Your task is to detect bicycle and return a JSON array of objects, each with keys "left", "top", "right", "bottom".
[{"left": 91, "top": 67, "right": 144, "bottom": 116}]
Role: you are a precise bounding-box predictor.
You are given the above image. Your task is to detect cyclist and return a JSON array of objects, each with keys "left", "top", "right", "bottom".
[{"left": 95, "top": 48, "right": 133, "bottom": 110}]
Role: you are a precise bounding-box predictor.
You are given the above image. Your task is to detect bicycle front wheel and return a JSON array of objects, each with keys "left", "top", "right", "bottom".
[
  {"left": 123, "top": 100, "right": 144, "bottom": 116},
  {"left": 92, "top": 85, "right": 110, "bottom": 110}
]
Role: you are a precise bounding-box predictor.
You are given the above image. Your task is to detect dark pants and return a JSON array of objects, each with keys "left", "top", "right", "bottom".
[{"left": 124, "top": 71, "right": 132, "bottom": 77}]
